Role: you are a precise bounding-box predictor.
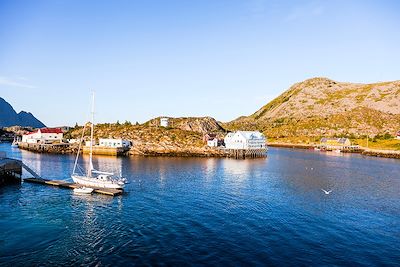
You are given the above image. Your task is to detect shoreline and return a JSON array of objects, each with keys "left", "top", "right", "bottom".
[
  {"left": 10, "top": 141, "right": 400, "bottom": 159},
  {"left": 15, "top": 142, "right": 226, "bottom": 158},
  {"left": 269, "top": 142, "right": 400, "bottom": 159}
]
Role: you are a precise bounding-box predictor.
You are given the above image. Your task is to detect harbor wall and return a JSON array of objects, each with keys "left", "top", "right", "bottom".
[{"left": 361, "top": 149, "right": 400, "bottom": 159}]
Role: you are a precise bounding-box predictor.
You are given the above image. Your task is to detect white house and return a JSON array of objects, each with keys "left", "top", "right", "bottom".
[
  {"left": 85, "top": 140, "right": 96, "bottom": 147},
  {"left": 207, "top": 138, "right": 218, "bottom": 147},
  {"left": 99, "top": 138, "right": 132, "bottom": 148},
  {"left": 224, "top": 131, "right": 266, "bottom": 150},
  {"left": 160, "top": 118, "right": 169, "bottom": 127},
  {"left": 22, "top": 128, "right": 63, "bottom": 144}
]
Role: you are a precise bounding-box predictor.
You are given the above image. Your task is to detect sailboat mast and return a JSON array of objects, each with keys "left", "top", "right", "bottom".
[{"left": 89, "top": 92, "right": 95, "bottom": 177}]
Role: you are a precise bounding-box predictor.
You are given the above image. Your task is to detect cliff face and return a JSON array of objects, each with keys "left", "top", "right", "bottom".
[
  {"left": 0, "top": 97, "right": 46, "bottom": 128},
  {"left": 225, "top": 78, "right": 400, "bottom": 138}
]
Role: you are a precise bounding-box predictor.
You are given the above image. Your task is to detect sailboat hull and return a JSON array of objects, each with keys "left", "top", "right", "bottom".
[{"left": 72, "top": 175, "right": 124, "bottom": 189}]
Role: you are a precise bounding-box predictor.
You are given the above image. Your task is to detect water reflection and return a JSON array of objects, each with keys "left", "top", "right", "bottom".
[
  {"left": 222, "top": 158, "right": 267, "bottom": 183},
  {"left": 1, "top": 144, "right": 400, "bottom": 266},
  {"left": 202, "top": 158, "right": 218, "bottom": 183}
]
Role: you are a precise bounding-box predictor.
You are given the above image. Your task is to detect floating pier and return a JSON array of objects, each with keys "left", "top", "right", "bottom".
[{"left": 24, "top": 178, "right": 123, "bottom": 196}]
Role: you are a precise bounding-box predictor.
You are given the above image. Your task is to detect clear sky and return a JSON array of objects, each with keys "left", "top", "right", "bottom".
[{"left": 1, "top": 0, "right": 399, "bottom": 126}]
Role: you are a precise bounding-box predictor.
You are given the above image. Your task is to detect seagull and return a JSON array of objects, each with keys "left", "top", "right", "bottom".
[{"left": 321, "top": 189, "right": 332, "bottom": 195}]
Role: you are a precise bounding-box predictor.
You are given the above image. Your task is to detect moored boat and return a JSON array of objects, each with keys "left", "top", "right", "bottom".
[
  {"left": 71, "top": 92, "right": 128, "bottom": 189},
  {"left": 73, "top": 187, "right": 94, "bottom": 194}
]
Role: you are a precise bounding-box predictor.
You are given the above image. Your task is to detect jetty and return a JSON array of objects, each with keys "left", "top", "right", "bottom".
[
  {"left": 18, "top": 142, "right": 129, "bottom": 156},
  {"left": 0, "top": 156, "right": 22, "bottom": 185},
  {"left": 24, "top": 178, "right": 123, "bottom": 196},
  {"left": 0, "top": 153, "right": 123, "bottom": 196}
]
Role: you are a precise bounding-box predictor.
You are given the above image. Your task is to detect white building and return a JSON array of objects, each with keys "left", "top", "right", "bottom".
[
  {"left": 207, "top": 138, "right": 218, "bottom": 147},
  {"left": 22, "top": 128, "right": 63, "bottom": 144},
  {"left": 224, "top": 131, "right": 266, "bottom": 150},
  {"left": 99, "top": 138, "right": 132, "bottom": 148},
  {"left": 160, "top": 118, "right": 169, "bottom": 127},
  {"left": 85, "top": 141, "right": 96, "bottom": 147}
]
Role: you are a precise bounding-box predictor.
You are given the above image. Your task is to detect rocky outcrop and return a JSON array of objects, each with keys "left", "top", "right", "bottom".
[
  {"left": 67, "top": 123, "right": 224, "bottom": 157},
  {"left": 145, "top": 116, "right": 225, "bottom": 134}
]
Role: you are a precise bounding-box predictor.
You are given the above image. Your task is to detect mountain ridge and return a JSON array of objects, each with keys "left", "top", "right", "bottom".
[{"left": 0, "top": 97, "right": 46, "bottom": 128}]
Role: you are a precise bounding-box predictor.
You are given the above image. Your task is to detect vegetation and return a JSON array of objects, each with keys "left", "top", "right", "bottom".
[
  {"left": 225, "top": 78, "right": 400, "bottom": 151},
  {"left": 65, "top": 118, "right": 225, "bottom": 156}
]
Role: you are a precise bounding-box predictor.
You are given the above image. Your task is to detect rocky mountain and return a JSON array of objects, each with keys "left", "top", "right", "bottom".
[
  {"left": 145, "top": 116, "right": 225, "bottom": 134},
  {"left": 0, "top": 97, "right": 46, "bottom": 128},
  {"left": 225, "top": 78, "right": 400, "bottom": 138}
]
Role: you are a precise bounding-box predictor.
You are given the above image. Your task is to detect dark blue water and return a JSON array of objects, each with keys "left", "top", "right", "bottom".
[{"left": 0, "top": 143, "right": 399, "bottom": 266}]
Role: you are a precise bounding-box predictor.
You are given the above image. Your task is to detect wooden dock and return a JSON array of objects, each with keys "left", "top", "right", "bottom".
[
  {"left": 223, "top": 148, "right": 267, "bottom": 159},
  {"left": 24, "top": 178, "right": 123, "bottom": 196},
  {"left": 0, "top": 157, "right": 22, "bottom": 186}
]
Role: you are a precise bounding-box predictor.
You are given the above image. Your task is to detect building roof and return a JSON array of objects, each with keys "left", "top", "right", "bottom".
[
  {"left": 320, "top": 137, "right": 349, "bottom": 144},
  {"left": 25, "top": 128, "right": 63, "bottom": 135},
  {"left": 40, "top": 128, "right": 63, "bottom": 134},
  {"left": 225, "top": 131, "right": 265, "bottom": 140},
  {"left": 237, "top": 131, "right": 264, "bottom": 140},
  {"left": 204, "top": 133, "right": 217, "bottom": 140}
]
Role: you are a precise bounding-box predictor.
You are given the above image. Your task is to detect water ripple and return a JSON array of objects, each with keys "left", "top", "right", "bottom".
[{"left": 0, "top": 145, "right": 399, "bottom": 265}]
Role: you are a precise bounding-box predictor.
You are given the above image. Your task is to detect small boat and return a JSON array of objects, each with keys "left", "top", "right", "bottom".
[
  {"left": 334, "top": 149, "right": 341, "bottom": 153},
  {"left": 73, "top": 187, "right": 94, "bottom": 194}
]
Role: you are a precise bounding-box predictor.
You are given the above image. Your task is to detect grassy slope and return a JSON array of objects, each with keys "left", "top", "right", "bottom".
[
  {"left": 66, "top": 123, "right": 207, "bottom": 152},
  {"left": 224, "top": 78, "right": 400, "bottom": 150}
]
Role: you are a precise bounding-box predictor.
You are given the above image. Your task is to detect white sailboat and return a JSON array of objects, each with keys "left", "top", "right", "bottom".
[{"left": 71, "top": 93, "right": 127, "bottom": 189}]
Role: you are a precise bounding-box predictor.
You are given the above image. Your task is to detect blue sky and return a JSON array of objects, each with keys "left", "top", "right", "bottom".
[{"left": 0, "top": 0, "right": 399, "bottom": 126}]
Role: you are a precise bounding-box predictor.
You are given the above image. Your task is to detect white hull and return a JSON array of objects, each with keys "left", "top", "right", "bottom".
[
  {"left": 74, "top": 187, "right": 94, "bottom": 194},
  {"left": 72, "top": 175, "right": 124, "bottom": 189}
]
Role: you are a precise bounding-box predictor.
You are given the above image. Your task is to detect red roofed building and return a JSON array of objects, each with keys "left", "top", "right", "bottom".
[{"left": 22, "top": 128, "right": 63, "bottom": 144}]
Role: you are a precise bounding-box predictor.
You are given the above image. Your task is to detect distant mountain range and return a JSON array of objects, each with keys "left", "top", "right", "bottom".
[
  {"left": 0, "top": 97, "right": 46, "bottom": 128},
  {"left": 224, "top": 77, "right": 400, "bottom": 138}
]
